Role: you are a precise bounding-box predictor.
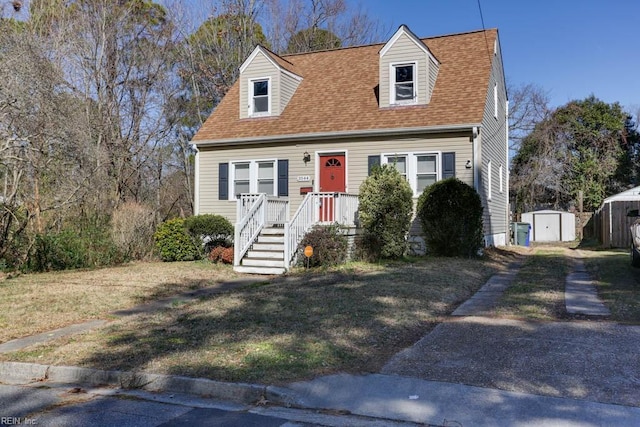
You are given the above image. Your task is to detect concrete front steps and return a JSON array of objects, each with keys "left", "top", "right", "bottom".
[{"left": 234, "top": 227, "right": 287, "bottom": 275}]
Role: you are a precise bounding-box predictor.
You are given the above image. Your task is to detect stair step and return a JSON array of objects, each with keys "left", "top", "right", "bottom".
[
  {"left": 252, "top": 242, "right": 284, "bottom": 251},
  {"left": 242, "top": 258, "right": 285, "bottom": 268},
  {"left": 234, "top": 265, "right": 285, "bottom": 275},
  {"left": 246, "top": 250, "right": 284, "bottom": 259},
  {"left": 257, "top": 235, "right": 285, "bottom": 243},
  {"left": 261, "top": 227, "right": 285, "bottom": 235}
]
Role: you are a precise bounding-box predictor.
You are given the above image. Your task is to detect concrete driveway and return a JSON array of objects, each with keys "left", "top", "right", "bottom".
[{"left": 382, "top": 316, "right": 640, "bottom": 407}]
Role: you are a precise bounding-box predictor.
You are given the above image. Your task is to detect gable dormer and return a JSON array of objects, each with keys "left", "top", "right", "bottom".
[
  {"left": 239, "top": 46, "right": 303, "bottom": 119},
  {"left": 379, "top": 25, "right": 440, "bottom": 108}
]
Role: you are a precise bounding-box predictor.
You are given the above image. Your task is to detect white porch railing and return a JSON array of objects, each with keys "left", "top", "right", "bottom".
[
  {"left": 284, "top": 192, "right": 359, "bottom": 268},
  {"left": 234, "top": 194, "right": 267, "bottom": 266},
  {"left": 237, "top": 194, "right": 289, "bottom": 226},
  {"left": 234, "top": 192, "right": 359, "bottom": 270}
]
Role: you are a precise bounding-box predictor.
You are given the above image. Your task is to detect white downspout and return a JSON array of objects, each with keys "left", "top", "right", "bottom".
[
  {"left": 193, "top": 144, "right": 200, "bottom": 215},
  {"left": 472, "top": 126, "right": 479, "bottom": 192},
  {"left": 505, "top": 99, "right": 510, "bottom": 244}
]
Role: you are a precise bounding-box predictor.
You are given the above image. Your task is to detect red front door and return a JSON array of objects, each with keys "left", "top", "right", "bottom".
[{"left": 318, "top": 154, "right": 345, "bottom": 222}]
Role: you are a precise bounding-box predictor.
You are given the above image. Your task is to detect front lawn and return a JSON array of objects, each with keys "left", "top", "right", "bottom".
[
  {"left": 0, "top": 261, "right": 248, "bottom": 343},
  {"left": 0, "top": 253, "right": 510, "bottom": 385}
]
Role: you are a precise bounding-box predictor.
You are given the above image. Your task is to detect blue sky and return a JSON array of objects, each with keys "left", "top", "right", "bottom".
[{"left": 366, "top": 0, "right": 639, "bottom": 113}]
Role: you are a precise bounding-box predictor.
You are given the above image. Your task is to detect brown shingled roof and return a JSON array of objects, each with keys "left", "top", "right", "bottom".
[{"left": 193, "top": 29, "right": 498, "bottom": 143}]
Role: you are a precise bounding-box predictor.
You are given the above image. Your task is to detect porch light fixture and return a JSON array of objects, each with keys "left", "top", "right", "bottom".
[
  {"left": 303, "top": 151, "right": 311, "bottom": 164},
  {"left": 465, "top": 160, "right": 472, "bottom": 169}
]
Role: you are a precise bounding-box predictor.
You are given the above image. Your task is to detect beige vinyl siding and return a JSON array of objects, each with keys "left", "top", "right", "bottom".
[
  {"left": 478, "top": 36, "right": 509, "bottom": 241},
  {"left": 280, "top": 72, "right": 301, "bottom": 113},
  {"left": 379, "top": 33, "right": 428, "bottom": 108},
  {"left": 428, "top": 56, "right": 439, "bottom": 103},
  {"left": 197, "top": 133, "right": 473, "bottom": 223},
  {"left": 239, "top": 52, "right": 280, "bottom": 118}
]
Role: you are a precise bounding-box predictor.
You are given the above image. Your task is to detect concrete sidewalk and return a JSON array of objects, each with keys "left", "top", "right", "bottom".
[{"left": 274, "top": 373, "right": 640, "bottom": 426}]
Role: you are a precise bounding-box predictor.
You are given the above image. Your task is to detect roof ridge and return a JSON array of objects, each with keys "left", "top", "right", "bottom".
[
  {"left": 280, "top": 27, "right": 496, "bottom": 59},
  {"left": 259, "top": 44, "right": 297, "bottom": 68}
]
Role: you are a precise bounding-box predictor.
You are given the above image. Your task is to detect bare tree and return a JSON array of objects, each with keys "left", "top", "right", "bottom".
[
  {"left": 0, "top": 22, "right": 94, "bottom": 264},
  {"left": 264, "top": 0, "right": 385, "bottom": 54},
  {"left": 508, "top": 82, "right": 551, "bottom": 152}
]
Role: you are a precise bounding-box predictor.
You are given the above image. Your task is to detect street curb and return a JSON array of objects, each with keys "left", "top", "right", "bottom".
[{"left": 0, "top": 362, "right": 267, "bottom": 405}]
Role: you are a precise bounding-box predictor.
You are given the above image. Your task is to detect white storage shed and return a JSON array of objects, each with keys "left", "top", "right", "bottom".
[{"left": 521, "top": 210, "right": 576, "bottom": 242}]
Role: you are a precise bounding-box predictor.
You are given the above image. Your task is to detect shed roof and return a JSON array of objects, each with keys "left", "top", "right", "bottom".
[{"left": 603, "top": 186, "right": 640, "bottom": 203}]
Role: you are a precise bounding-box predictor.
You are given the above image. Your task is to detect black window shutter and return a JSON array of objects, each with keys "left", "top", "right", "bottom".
[
  {"left": 442, "top": 152, "right": 455, "bottom": 179},
  {"left": 277, "top": 159, "right": 288, "bottom": 197},
  {"left": 368, "top": 155, "right": 381, "bottom": 175},
  {"left": 219, "top": 163, "right": 229, "bottom": 200}
]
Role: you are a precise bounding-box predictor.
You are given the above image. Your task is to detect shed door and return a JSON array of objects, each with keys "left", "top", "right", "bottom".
[{"left": 534, "top": 213, "right": 560, "bottom": 242}]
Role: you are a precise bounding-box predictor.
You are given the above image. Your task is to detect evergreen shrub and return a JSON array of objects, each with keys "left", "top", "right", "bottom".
[
  {"left": 416, "top": 178, "right": 484, "bottom": 257},
  {"left": 357, "top": 164, "right": 413, "bottom": 259},
  {"left": 298, "top": 224, "right": 347, "bottom": 267},
  {"left": 154, "top": 218, "right": 199, "bottom": 262},
  {"left": 184, "top": 214, "right": 234, "bottom": 254}
]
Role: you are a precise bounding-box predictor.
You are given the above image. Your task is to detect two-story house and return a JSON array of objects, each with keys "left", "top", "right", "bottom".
[{"left": 192, "top": 25, "right": 509, "bottom": 274}]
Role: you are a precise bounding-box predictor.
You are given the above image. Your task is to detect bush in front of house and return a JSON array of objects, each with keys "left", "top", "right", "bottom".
[
  {"left": 208, "top": 245, "right": 234, "bottom": 264},
  {"left": 184, "top": 214, "right": 234, "bottom": 255},
  {"left": 298, "top": 224, "right": 348, "bottom": 267},
  {"left": 357, "top": 164, "right": 413, "bottom": 259},
  {"left": 29, "top": 220, "right": 122, "bottom": 272},
  {"left": 416, "top": 178, "right": 483, "bottom": 257},
  {"left": 154, "top": 218, "right": 200, "bottom": 262}
]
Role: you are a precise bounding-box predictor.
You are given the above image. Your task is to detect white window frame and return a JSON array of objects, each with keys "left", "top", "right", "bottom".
[
  {"left": 229, "top": 159, "right": 277, "bottom": 198},
  {"left": 493, "top": 83, "right": 498, "bottom": 118},
  {"left": 390, "top": 62, "right": 417, "bottom": 105},
  {"left": 382, "top": 151, "right": 441, "bottom": 196},
  {"left": 248, "top": 77, "right": 271, "bottom": 117},
  {"left": 487, "top": 160, "right": 493, "bottom": 201}
]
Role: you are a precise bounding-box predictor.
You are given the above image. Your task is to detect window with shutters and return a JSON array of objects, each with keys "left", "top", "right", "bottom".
[
  {"left": 230, "top": 159, "right": 277, "bottom": 198},
  {"left": 382, "top": 152, "right": 441, "bottom": 196}
]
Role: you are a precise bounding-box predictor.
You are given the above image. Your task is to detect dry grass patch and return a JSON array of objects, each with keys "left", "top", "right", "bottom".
[
  {"left": 493, "top": 246, "right": 570, "bottom": 321},
  {"left": 0, "top": 261, "right": 247, "bottom": 342},
  {"left": 1, "top": 253, "right": 510, "bottom": 385},
  {"left": 579, "top": 248, "right": 640, "bottom": 323}
]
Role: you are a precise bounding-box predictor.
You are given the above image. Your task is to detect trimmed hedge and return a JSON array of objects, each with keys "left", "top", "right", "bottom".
[
  {"left": 184, "top": 214, "right": 234, "bottom": 254},
  {"left": 416, "top": 178, "right": 483, "bottom": 257}
]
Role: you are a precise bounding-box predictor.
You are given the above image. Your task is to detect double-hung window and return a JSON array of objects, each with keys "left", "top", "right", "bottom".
[
  {"left": 391, "top": 63, "right": 416, "bottom": 104},
  {"left": 416, "top": 154, "right": 437, "bottom": 192},
  {"left": 257, "top": 162, "right": 274, "bottom": 194},
  {"left": 233, "top": 163, "right": 251, "bottom": 195},
  {"left": 231, "top": 160, "right": 277, "bottom": 197},
  {"left": 387, "top": 155, "right": 407, "bottom": 180},
  {"left": 250, "top": 78, "right": 270, "bottom": 116},
  {"left": 383, "top": 152, "right": 440, "bottom": 196}
]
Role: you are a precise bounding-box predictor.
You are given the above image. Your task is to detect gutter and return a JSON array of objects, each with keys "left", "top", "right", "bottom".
[{"left": 193, "top": 123, "right": 480, "bottom": 148}]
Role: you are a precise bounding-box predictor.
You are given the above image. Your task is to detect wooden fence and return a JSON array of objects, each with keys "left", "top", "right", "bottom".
[{"left": 593, "top": 200, "right": 640, "bottom": 248}]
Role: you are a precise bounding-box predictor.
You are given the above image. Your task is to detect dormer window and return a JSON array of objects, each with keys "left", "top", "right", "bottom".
[
  {"left": 250, "top": 78, "right": 270, "bottom": 116},
  {"left": 391, "top": 63, "right": 416, "bottom": 104}
]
